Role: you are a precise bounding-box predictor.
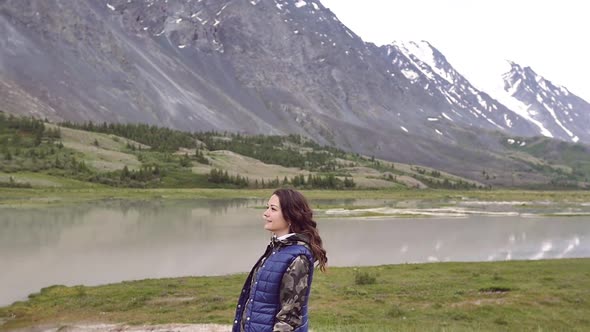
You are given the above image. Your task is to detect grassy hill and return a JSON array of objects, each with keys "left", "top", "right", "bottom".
[
  {"left": 0, "top": 114, "right": 485, "bottom": 190},
  {"left": 498, "top": 134, "right": 590, "bottom": 188},
  {"left": 2, "top": 113, "right": 588, "bottom": 190}
]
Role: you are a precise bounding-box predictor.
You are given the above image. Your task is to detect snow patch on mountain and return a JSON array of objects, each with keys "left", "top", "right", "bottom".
[
  {"left": 394, "top": 41, "right": 454, "bottom": 84},
  {"left": 401, "top": 69, "right": 419, "bottom": 82},
  {"left": 295, "top": 0, "right": 307, "bottom": 8}
]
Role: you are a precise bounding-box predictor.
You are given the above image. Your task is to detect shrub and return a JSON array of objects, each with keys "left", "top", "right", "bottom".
[
  {"left": 354, "top": 271, "right": 377, "bottom": 285},
  {"left": 386, "top": 304, "right": 405, "bottom": 318}
]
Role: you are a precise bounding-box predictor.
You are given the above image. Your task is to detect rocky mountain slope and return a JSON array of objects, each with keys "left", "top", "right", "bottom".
[
  {"left": 0, "top": 0, "right": 588, "bottom": 186},
  {"left": 382, "top": 41, "right": 536, "bottom": 136},
  {"left": 497, "top": 62, "right": 590, "bottom": 143}
]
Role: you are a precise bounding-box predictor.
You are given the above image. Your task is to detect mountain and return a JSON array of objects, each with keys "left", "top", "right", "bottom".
[
  {"left": 381, "top": 41, "right": 537, "bottom": 136},
  {"left": 0, "top": 0, "right": 587, "bottom": 186},
  {"left": 381, "top": 41, "right": 590, "bottom": 145},
  {"left": 495, "top": 62, "right": 589, "bottom": 143}
]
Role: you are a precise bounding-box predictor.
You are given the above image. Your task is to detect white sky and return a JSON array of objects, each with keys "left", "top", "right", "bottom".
[{"left": 320, "top": 0, "right": 590, "bottom": 101}]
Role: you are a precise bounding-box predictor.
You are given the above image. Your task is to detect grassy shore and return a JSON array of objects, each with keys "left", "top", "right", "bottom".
[
  {"left": 1, "top": 259, "right": 589, "bottom": 331},
  {"left": 2, "top": 187, "right": 590, "bottom": 208}
]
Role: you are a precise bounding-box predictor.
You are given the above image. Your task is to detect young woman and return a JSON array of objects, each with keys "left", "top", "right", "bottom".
[{"left": 233, "top": 188, "right": 327, "bottom": 332}]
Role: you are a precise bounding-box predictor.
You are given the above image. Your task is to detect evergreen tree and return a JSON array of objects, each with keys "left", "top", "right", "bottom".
[
  {"left": 180, "top": 153, "right": 191, "bottom": 167},
  {"left": 121, "top": 166, "right": 130, "bottom": 179}
]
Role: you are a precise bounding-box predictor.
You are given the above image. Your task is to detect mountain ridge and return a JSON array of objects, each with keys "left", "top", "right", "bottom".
[{"left": 0, "top": 0, "right": 588, "bottom": 186}]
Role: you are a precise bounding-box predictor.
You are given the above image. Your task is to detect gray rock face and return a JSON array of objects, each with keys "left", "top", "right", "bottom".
[
  {"left": 0, "top": 0, "right": 586, "bottom": 184},
  {"left": 0, "top": 0, "right": 277, "bottom": 133}
]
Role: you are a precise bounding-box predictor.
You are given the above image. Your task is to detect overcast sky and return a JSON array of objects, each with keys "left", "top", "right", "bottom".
[{"left": 320, "top": 0, "right": 590, "bottom": 101}]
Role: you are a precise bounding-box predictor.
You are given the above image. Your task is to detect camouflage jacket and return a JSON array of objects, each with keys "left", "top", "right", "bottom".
[{"left": 240, "top": 234, "right": 313, "bottom": 332}]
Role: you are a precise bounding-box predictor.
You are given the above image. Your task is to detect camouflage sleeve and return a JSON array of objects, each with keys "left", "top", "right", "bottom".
[{"left": 273, "top": 255, "right": 311, "bottom": 332}]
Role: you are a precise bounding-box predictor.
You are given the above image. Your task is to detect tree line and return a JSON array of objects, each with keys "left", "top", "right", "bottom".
[
  {"left": 208, "top": 168, "right": 355, "bottom": 189},
  {"left": 59, "top": 121, "right": 197, "bottom": 151},
  {"left": 1, "top": 112, "right": 65, "bottom": 173},
  {"left": 196, "top": 132, "right": 342, "bottom": 171},
  {"left": 59, "top": 122, "right": 348, "bottom": 171}
]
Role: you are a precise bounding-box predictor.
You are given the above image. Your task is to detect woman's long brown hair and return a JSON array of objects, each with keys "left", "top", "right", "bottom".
[{"left": 273, "top": 188, "right": 328, "bottom": 272}]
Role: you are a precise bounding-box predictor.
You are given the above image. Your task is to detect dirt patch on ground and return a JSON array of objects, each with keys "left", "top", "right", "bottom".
[
  {"left": 450, "top": 298, "right": 507, "bottom": 308},
  {"left": 146, "top": 297, "right": 196, "bottom": 305}
]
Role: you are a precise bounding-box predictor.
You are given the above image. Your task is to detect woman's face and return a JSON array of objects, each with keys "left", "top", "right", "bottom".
[{"left": 263, "top": 194, "right": 290, "bottom": 236}]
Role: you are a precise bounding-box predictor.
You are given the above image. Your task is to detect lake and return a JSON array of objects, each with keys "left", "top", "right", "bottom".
[{"left": 1, "top": 198, "right": 589, "bottom": 306}]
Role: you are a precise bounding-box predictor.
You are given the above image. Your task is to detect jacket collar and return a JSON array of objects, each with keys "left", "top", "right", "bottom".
[
  {"left": 270, "top": 233, "right": 311, "bottom": 248},
  {"left": 276, "top": 233, "right": 296, "bottom": 241}
]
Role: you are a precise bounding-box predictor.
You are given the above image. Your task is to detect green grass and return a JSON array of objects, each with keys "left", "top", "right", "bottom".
[
  {"left": 1, "top": 259, "right": 589, "bottom": 331},
  {"left": 0, "top": 171, "right": 105, "bottom": 188},
  {"left": 2, "top": 187, "right": 590, "bottom": 208}
]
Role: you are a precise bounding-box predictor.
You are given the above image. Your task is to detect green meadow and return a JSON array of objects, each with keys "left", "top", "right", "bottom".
[
  {"left": 2, "top": 187, "right": 590, "bottom": 208},
  {"left": 1, "top": 259, "right": 589, "bottom": 331}
]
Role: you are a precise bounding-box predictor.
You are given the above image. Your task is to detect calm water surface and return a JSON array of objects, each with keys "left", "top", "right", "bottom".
[{"left": 1, "top": 198, "right": 589, "bottom": 306}]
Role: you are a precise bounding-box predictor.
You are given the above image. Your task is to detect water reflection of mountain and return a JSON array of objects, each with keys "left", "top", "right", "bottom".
[{"left": 0, "top": 199, "right": 261, "bottom": 251}]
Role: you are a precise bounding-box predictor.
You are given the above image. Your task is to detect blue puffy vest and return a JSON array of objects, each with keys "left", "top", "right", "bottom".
[{"left": 233, "top": 243, "right": 315, "bottom": 332}]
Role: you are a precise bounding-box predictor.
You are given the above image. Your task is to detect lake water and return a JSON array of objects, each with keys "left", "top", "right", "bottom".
[{"left": 1, "top": 198, "right": 589, "bottom": 306}]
